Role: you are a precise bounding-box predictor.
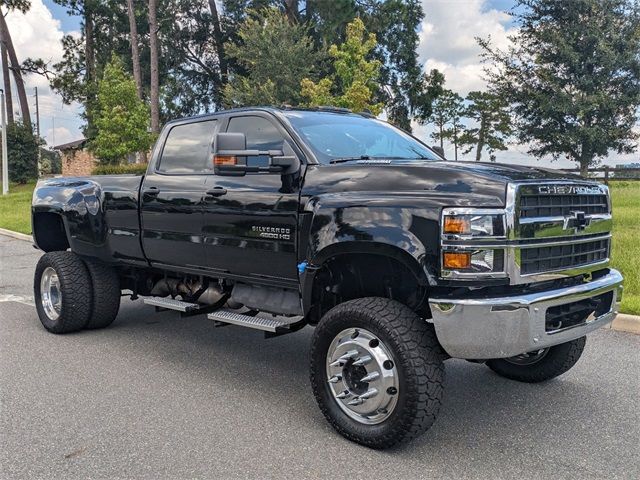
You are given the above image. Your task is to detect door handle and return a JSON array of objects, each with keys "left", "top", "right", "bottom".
[
  {"left": 206, "top": 187, "right": 227, "bottom": 197},
  {"left": 143, "top": 186, "right": 160, "bottom": 196}
]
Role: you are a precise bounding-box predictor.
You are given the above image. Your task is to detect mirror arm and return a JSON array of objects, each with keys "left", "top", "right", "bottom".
[{"left": 217, "top": 149, "right": 284, "bottom": 157}]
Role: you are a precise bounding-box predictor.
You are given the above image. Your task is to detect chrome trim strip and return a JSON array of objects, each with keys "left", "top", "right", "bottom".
[
  {"left": 518, "top": 213, "right": 611, "bottom": 225},
  {"left": 443, "top": 233, "right": 611, "bottom": 250}
]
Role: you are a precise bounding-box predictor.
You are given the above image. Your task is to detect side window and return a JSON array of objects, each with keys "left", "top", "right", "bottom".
[
  {"left": 227, "top": 116, "right": 284, "bottom": 167},
  {"left": 157, "top": 120, "right": 217, "bottom": 174}
]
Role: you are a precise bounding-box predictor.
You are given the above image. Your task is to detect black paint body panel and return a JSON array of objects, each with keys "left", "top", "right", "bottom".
[{"left": 31, "top": 108, "right": 583, "bottom": 309}]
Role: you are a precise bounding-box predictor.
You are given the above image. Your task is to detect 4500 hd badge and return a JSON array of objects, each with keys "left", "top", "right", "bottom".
[{"left": 251, "top": 225, "right": 292, "bottom": 240}]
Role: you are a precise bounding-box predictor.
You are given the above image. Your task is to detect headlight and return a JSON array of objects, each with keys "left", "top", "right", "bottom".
[
  {"left": 443, "top": 213, "right": 505, "bottom": 238},
  {"left": 443, "top": 249, "right": 503, "bottom": 273},
  {"left": 440, "top": 208, "right": 507, "bottom": 279}
]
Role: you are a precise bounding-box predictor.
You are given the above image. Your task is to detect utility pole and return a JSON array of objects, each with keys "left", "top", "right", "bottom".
[
  {"left": 1, "top": 88, "right": 8, "bottom": 195},
  {"left": 34, "top": 87, "right": 41, "bottom": 175}
]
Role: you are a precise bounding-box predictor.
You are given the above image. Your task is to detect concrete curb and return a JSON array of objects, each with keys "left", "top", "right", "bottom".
[
  {"left": 610, "top": 314, "right": 640, "bottom": 335},
  {"left": 0, "top": 227, "right": 32, "bottom": 242},
  {"left": 0, "top": 225, "right": 638, "bottom": 334}
]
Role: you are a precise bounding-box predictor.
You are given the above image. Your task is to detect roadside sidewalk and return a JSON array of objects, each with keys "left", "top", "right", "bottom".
[{"left": 1, "top": 228, "right": 638, "bottom": 334}]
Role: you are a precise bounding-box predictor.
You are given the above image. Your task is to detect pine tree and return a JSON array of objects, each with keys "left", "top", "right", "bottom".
[
  {"left": 459, "top": 91, "right": 512, "bottom": 162},
  {"left": 223, "top": 7, "right": 322, "bottom": 107}
]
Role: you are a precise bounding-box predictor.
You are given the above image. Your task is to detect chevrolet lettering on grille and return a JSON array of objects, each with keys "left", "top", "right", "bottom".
[{"left": 537, "top": 185, "right": 605, "bottom": 195}]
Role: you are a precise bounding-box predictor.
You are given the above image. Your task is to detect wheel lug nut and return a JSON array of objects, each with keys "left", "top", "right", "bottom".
[
  {"left": 386, "top": 387, "right": 397, "bottom": 395},
  {"left": 352, "top": 355, "right": 372, "bottom": 366},
  {"left": 360, "top": 371, "right": 379, "bottom": 382},
  {"left": 336, "top": 390, "right": 350, "bottom": 399}
]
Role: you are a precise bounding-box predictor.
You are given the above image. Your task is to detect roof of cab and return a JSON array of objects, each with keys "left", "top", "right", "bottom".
[{"left": 163, "top": 105, "right": 374, "bottom": 127}]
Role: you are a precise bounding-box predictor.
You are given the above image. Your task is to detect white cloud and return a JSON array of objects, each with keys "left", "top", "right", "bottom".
[
  {"left": 4, "top": 0, "right": 83, "bottom": 146},
  {"left": 45, "top": 126, "right": 76, "bottom": 146},
  {"left": 418, "top": 0, "right": 516, "bottom": 95}
]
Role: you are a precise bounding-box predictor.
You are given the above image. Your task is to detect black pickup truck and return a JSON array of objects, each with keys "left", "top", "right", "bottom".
[{"left": 31, "top": 107, "right": 623, "bottom": 448}]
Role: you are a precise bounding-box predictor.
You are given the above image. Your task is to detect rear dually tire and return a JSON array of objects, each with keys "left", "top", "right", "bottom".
[
  {"left": 82, "top": 258, "right": 121, "bottom": 329},
  {"left": 34, "top": 251, "right": 92, "bottom": 333}
]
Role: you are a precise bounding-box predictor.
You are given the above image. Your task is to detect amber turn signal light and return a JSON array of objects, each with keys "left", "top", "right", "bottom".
[
  {"left": 443, "top": 252, "right": 471, "bottom": 269},
  {"left": 443, "top": 216, "right": 470, "bottom": 235},
  {"left": 214, "top": 155, "right": 237, "bottom": 166}
]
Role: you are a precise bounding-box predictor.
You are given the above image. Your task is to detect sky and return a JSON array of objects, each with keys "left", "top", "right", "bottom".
[{"left": 2, "top": 0, "right": 639, "bottom": 168}]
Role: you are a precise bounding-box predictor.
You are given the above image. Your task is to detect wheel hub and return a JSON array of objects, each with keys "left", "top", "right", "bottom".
[
  {"left": 325, "top": 328, "right": 399, "bottom": 425},
  {"left": 40, "top": 266, "right": 61, "bottom": 321}
]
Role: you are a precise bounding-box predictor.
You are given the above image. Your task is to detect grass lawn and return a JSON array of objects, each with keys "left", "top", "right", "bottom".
[
  {"left": 609, "top": 181, "right": 640, "bottom": 316},
  {"left": 0, "top": 181, "right": 35, "bottom": 235},
  {"left": 0, "top": 179, "right": 639, "bottom": 315}
]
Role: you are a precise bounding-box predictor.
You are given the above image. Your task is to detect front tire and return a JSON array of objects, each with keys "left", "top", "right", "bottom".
[
  {"left": 34, "top": 252, "right": 92, "bottom": 333},
  {"left": 310, "top": 297, "right": 445, "bottom": 449},
  {"left": 486, "top": 336, "right": 586, "bottom": 383}
]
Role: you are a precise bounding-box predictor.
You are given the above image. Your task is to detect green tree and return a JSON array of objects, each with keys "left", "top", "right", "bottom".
[
  {"left": 413, "top": 69, "right": 445, "bottom": 127},
  {"left": 301, "top": 17, "right": 383, "bottom": 114},
  {"left": 418, "top": 88, "right": 464, "bottom": 158},
  {"left": 459, "top": 91, "right": 512, "bottom": 162},
  {"left": 426, "top": 90, "right": 466, "bottom": 161},
  {"left": 480, "top": 0, "right": 640, "bottom": 175},
  {"left": 223, "top": 8, "right": 322, "bottom": 107},
  {"left": 223, "top": 1, "right": 425, "bottom": 127},
  {"left": 5, "top": 121, "right": 39, "bottom": 184},
  {"left": 90, "top": 56, "right": 153, "bottom": 164}
]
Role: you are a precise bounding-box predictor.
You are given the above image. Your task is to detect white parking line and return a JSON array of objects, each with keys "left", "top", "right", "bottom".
[{"left": 0, "top": 294, "right": 35, "bottom": 306}]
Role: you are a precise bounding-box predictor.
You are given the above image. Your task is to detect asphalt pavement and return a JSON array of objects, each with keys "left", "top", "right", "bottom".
[{"left": 1, "top": 234, "right": 639, "bottom": 479}]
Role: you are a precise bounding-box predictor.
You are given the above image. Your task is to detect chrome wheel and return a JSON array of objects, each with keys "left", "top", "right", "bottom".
[
  {"left": 326, "top": 328, "right": 399, "bottom": 425},
  {"left": 40, "top": 266, "right": 62, "bottom": 321},
  {"left": 504, "top": 348, "right": 549, "bottom": 366}
]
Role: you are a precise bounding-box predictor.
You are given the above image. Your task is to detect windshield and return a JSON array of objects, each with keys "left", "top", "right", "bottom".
[{"left": 283, "top": 111, "right": 441, "bottom": 164}]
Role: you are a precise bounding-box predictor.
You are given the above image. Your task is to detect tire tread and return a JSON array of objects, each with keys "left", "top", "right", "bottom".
[
  {"left": 83, "top": 258, "right": 121, "bottom": 329},
  {"left": 310, "top": 297, "right": 445, "bottom": 449},
  {"left": 486, "top": 336, "right": 586, "bottom": 383},
  {"left": 34, "top": 251, "right": 92, "bottom": 333}
]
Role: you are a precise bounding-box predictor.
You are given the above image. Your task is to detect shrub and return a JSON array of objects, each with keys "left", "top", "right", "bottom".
[
  {"left": 6, "top": 122, "right": 39, "bottom": 184},
  {"left": 92, "top": 163, "right": 148, "bottom": 175}
]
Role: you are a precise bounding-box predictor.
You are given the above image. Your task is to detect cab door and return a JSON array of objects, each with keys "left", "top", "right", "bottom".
[
  {"left": 141, "top": 119, "right": 218, "bottom": 270},
  {"left": 202, "top": 113, "right": 302, "bottom": 284}
]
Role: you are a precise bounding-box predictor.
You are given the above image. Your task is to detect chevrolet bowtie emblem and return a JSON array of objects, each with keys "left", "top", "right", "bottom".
[{"left": 563, "top": 211, "right": 590, "bottom": 232}]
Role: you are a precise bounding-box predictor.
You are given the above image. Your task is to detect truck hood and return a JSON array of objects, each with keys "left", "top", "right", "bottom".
[
  {"left": 430, "top": 161, "right": 582, "bottom": 182},
  {"left": 303, "top": 161, "right": 588, "bottom": 207}
]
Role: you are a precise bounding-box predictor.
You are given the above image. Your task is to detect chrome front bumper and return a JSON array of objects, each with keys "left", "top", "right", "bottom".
[{"left": 428, "top": 269, "right": 624, "bottom": 359}]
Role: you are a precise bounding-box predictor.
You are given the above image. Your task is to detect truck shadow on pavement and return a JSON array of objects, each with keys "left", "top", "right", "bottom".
[{"left": 99, "top": 300, "right": 624, "bottom": 457}]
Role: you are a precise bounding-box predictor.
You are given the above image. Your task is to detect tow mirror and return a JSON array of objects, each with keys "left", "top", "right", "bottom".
[
  {"left": 213, "top": 132, "right": 300, "bottom": 176},
  {"left": 431, "top": 145, "right": 446, "bottom": 159}
]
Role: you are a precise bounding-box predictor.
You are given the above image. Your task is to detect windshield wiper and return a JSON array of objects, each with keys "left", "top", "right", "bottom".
[
  {"left": 328, "top": 156, "right": 421, "bottom": 164},
  {"left": 329, "top": 155, "right": 372, "bottom": 164}
]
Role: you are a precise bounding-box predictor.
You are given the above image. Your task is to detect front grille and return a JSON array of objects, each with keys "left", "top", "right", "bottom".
[
  {"left": 519, "top": 193, "right": 609, "bottom": 218},
  {"left": 520, "top": 238, "right": 610, "bottom": 275}
]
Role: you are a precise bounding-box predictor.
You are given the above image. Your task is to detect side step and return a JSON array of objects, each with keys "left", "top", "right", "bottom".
[
  {"left": 208, "top": 309, "right": 303, "bottom": 335},
  {"left": 143, "top": 296, "right": 201, "bottom": 313}
]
